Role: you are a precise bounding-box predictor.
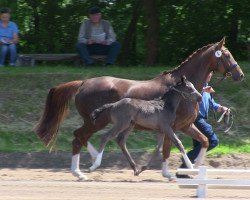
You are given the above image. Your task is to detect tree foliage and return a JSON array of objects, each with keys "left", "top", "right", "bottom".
[{"left": 1, "top": 0, "right": 249, "bottom": 65}]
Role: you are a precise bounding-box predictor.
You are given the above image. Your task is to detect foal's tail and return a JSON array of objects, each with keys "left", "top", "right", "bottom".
[
  {"left": 33, "top": 80, "right": 84, "bottom": 147},
  {"left": 90, "top": 103, "right": 113, "bottom": 124}
]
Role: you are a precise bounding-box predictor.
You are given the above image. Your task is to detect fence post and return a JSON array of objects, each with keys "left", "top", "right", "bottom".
[{"left": 196, "top": 166, "right": 208, "bottom": 198}]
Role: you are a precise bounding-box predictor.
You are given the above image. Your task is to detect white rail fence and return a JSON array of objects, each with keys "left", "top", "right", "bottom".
[{"left": 177, "top": 166, "right": 250, "bottom": 198}]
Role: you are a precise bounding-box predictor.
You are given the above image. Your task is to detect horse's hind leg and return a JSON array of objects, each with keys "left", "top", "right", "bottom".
[
  {"left": 71, "top": 119, "right": 108, "bottom": 181},
  {"left": 161, "top": 135, "right": 174, "bottom": 180}
]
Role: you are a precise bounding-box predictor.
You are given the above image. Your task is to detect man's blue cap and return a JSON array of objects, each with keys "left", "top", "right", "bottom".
[{"left": 89, "top": 6, "right": 101, "bottom": 14}]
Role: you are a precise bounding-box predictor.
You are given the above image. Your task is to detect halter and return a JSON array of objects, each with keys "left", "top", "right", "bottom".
[
  {"left": 171, "top": 86, "right": 196, "bottom": 99},
  {"left": 214, "top": 48, "right": 238, "bottom": 83}
]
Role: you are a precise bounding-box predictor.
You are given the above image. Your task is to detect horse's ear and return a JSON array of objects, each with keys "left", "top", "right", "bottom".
[
  {"left": 217, "top": 37, "right": 226, "bottom": 49},
  {"left": 181, "top": 75, "right": 186, "bottom": 83}
]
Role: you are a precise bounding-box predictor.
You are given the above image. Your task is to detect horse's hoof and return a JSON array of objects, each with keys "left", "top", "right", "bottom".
[
  {"left": 162, "top": 172, "right": 176, "bottom": 181},
  {"left": 72, "top": 170, "right": 88, "bottom": 181},
  {"left": 78, "top": 175, "right": 89, "bottom": 182}
]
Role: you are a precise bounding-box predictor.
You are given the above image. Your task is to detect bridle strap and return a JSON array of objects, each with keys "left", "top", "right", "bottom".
[
  {"left": 171, "top": 86, "right": 195, "bottom": 99},
  {"left": 215, "top": 49, "right": 238, "bottom": 81}
]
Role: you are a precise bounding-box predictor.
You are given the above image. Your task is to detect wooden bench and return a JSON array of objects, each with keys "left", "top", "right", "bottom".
[
  {"left": 177, "top": 166, "right": 250, "bottom": 198},
  {"left": 16, "top": 53, "right": 106, "bottom": 66}
]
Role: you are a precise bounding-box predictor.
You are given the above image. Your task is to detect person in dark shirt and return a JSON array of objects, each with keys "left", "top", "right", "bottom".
[{"left": 76, "top": 6, "right": 121, "bottom": 66}]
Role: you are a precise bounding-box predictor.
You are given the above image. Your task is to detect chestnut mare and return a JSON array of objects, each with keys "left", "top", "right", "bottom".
[{"left": 34, "top": 38, "right": 244, "bottom": 181}]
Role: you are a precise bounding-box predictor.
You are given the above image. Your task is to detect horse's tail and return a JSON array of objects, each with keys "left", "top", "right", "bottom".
[
  {"left": 90, "top": 103, "right": 113, "bottom": 124},
  {"left": 33, "top": 80, "right": 84, "bottom": 147}
]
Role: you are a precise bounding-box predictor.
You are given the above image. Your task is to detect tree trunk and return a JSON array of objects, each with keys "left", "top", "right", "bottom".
[
  {"left": 28, "top": 0, "right": 40, "bottom": 34},
  {"left": 120, "top": 0, "right": 143, "bottom": 65},
  {"left": 144, "top": 0, "right": 159, "bottom": 66},
  {"left": 228, "top": 2, "right": 240, "bottom": 51}
]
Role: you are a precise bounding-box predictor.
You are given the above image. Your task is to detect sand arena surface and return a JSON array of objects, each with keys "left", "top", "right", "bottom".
[{"left": 0, "top": 152, "right": 249, "bottom": 199}]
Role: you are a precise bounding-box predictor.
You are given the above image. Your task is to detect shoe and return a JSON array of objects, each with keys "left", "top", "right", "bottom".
[
  {"left": 176, "top": 173, "right": 192, "bottom": 179},
  {"left": 176, "top": 162, "right": 192, "bottom": 178},
  {"left": 85, "top": 62, "right": 94, "bottom": 67}
]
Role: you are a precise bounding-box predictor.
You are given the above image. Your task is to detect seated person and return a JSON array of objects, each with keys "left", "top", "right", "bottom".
[
  {"left": 0, "top": 8, "right": 19, "bottom": 67},
  {"left": 76, "top": 6, "right": 121, "bottom": 66}
]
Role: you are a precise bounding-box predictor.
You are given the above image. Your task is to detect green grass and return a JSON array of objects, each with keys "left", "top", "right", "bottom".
[{"left": 0, "top": 62, "right": 249, "bottom": 154}]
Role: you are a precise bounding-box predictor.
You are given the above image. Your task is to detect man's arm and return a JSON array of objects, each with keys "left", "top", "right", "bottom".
[
  {"left": 210, "top": 95, "right": 228, "bottom": 113},
  {"left": 78, "top": 22, "right": 88, "bottom": 44},
  {"left": 106, "top": 22, "right": 116, "bottom": 45},
  {"left": 12, "top": 33, "right": 18, "bottom": 44}
]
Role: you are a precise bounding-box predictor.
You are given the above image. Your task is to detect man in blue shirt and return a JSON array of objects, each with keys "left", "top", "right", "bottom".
[
  {"left": 177, "top": 72, "right": 228, "bottom": 178},
  {"left": 0, "top": 8, "right": 19, "bottom": 67}
]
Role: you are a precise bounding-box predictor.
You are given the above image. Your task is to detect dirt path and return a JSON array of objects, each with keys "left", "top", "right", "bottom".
[{"left": 0, "top": 152, "right": 249, "bottom": 199}]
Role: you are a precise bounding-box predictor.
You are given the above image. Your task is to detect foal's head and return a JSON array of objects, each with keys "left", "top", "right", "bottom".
[{"left": 171, "top": 76, "right": 202, "bottom": 102}]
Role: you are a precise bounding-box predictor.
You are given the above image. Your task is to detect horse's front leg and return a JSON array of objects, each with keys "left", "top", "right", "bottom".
[
  {"left": 181, "top": 123, "right": 209, "bottom": 168},
  {"left": 162, "top": 135, "right": 175, "bottom": 180}
]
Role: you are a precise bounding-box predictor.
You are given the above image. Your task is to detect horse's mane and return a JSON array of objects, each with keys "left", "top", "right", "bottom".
[{"left": 160, "top": 43, "right": 215, "bottom": 75}]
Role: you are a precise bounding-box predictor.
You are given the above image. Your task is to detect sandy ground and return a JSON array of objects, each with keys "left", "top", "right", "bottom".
[{"left": 0, "top": 152, "right": 249, "bottom": 200}]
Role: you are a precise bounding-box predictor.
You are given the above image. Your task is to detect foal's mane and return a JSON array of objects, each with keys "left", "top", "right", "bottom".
[{"left": 160, "top": 43, "right": 215, "bottom": 76}]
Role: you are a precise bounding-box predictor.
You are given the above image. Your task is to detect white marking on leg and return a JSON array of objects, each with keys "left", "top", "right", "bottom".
[
  {"left": 87, "top": 142, "right": 98, "bottom": 160},
  {"left": 162, "top": 160, "right": 175, "bottom": 180},
  {"left": 181, "top": 152, "right": 193, "bottom": 169},
  {"left": 89, "top": 150, "right": 104, "bottom": 172},
  {"left": 194, "top": 148, "right": 207, "bottom": 168},
  {"left": 71, "top": 154, "right": 88, "bottom": 181}
]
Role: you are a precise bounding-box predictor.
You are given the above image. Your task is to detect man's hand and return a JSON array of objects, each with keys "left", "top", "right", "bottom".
[
  {"left": 218, "top": 106, "right": 229, "bottom": 113},
  {"left": 100, "top": 40, "right": 108, "bottom": 45},
  {"left": 94, "top": 40, "right": 108, "bottom": 45},
  {"left": 203, "top": 86, "right": 215, "bottom": 93},
  {"left": 87, "top": 39, "right": 94, "bottom": 45}
]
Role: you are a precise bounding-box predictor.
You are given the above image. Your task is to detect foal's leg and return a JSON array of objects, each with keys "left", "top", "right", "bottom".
[
  {"left": 181, "top": 123, "right": 209, "bottom": 168},
  {"left": 116, "top": 125, "right": 140, "bottom": 175},
  {"left": 136, "top": 132, "right": 165, "bottom": 175},
  {"left": 162, "top": 126, "right": 193, "bottom": 169},
  {"left": 89, "top": 122, "right": 131, "bottom": 172}
]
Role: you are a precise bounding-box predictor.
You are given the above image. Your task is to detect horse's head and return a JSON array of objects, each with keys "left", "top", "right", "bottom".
[
  {"left": 172, "top": 76, "right": 202, "bottom": 102},
  {"left": 211, "top": 37, "right": 244, "bottom": 81}
]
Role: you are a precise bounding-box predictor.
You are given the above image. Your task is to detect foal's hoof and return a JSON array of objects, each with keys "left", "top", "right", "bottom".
[
  {"left": 141, "top": 165, "right": 148, "bottom": 172},
  {"left": 134, "top": 169, "right": 140, "bottom": 176},
  {"left": 89, "top": 165, "right": 97, "bottom": 172}
]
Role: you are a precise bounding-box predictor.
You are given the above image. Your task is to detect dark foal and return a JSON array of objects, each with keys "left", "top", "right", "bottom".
[{"left": 89, "top": 76, "right": 202, "bottom": 175}]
